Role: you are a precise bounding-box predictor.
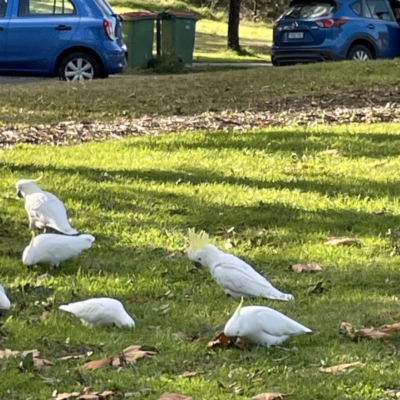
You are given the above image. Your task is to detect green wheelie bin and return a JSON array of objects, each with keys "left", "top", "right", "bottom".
[
  {"left": 121, "top": 11, "right": 157, "bottom": 69},
  {"left": 160, "top": 12, "right": 199, "bottom": 67}
]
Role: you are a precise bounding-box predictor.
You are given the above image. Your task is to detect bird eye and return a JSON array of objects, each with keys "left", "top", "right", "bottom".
[{"left": 198, "top": 257, "right": 202, "bottom": 261}]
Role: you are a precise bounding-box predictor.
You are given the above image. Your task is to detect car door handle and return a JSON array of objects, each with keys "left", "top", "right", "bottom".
[
  {"left": 54, "top": 25, "right": 72, "bottom": 31},
  {"left": 367, "top": 23, "right": 375, "bottom": 29}
]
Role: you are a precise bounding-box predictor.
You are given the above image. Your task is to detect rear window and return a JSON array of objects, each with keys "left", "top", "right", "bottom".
[{"left": 281, "top": 2, "right": 337, "bottom": 19}]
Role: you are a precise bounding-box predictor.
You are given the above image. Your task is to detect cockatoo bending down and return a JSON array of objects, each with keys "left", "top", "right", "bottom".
[
  {"left": 224, "top": 298, "right": 313, "bottom": 347},
  {"left": 16, "top": 176, "right": 78, "bottom": 235},
  {"left": 59, "top": 298, "right": 135, "bottom": 328},
  {"left": 187, "top": 228, "right": 294, "bottom": 301},
  {"left": 0, "top": 284, "right": 11, "bottom": 312},
  {"left": 22, "top": 232, "right": 95, "bottom": 269}
]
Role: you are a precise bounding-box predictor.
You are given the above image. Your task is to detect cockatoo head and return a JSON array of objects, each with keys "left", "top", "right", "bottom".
[
  {"left": 116, "top": 313, "right": 136, "bottom": 328},
  {"left": 15, "top": 175, "right": 43, "bottom": 198},
  {"left": 224, "top": 297, "right": 246, "bottom": 338},
  {"left": 22, "top": 231, "right": 37, "bottom": 267},
  {"left": 0, "top": 284, "right": 11, "bottom": 311},
  {"left": 187, "top": 228, "right": 220, "bottom": 268}
]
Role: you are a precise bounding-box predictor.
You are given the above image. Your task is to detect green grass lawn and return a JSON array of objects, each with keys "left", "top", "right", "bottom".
[
  {"left": 111, "top": 0, "right": 272, "bottom": 62},
  {"left": 1, "top": 60, "right": 400, "bottom": 125},
  {"left": 2, "top": 123, "right": 400, "bottom": 399}
]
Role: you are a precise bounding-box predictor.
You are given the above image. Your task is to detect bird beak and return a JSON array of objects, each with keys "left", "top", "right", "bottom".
[
  {"left": 192, "top": 261, "right": 202, "bottom": 268},
  {"left": 17, "top": 190, "right": 23, "bottom": 199}
]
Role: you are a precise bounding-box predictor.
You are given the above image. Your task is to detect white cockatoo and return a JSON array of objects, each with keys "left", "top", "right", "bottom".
[
  {"left": 0, "top": 284, "right": 11, "bottom": 311},
  {"left": 22, "top": 232, "right": 95, "bottom": 268},
  {"left": 16, "top": 176, "right": 78, "bottom": 235},
  {"left": 59, "top": 297, "right": 135, "bottom": 328},
  {"left": 224, "top": 298, "right": 313, "bottom": 347},
  {"left": 187, "top": 228, "right": 294, "bottom": 301}
]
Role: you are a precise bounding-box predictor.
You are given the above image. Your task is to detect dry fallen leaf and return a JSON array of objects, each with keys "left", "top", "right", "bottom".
[
  {"left": 320, "top": 361, "right": 363, "bottom": 373},
  {"left": 386, "top": 389, "right": 400, "bottom": 397},
  {"left": 324, "top": 237, "right": 362, "bottom": 246},
  {"left": 291, "top": 262, "right": 323, "bottom": 273},
  {"left": 58, "top": 354, "right": 89, "bottom": 361},
  {"left": 340, "top": 321, "right": 400, "bottom": 341},
  {"left": 0, "top": 348, "right": 40, "bottom": 359},
  {"left": 53, "top": 388, "right": 115, "bottom": 400},
  {"left": 318, "top": 149, "right": 339, "bottom": 156},
  {"left": 34, "top": 357, "right": 55, "bottom": 368},
  {"left": 82, "top": 345, "right": 157, "bottom": 370},
  {"left": 157, "top": 393, "right": 194, "bottom": 400},
  {"left": 181, "top": 371, "right": 204, "bottom": 378},
  {"left": 207, "top": 332, "right": 248, "bottom": 350},
  {"left": 253, "top": 393, "right": 291, "bottom": 400}
]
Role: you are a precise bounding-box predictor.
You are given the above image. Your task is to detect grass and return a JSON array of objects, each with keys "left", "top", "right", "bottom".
[
  {"left": 111, "top": 0, "right": 272, "bottom": 62},
  {"left": 1, "top": 59, "right": 400, "bottom": 125},
  {"left": 2, "top": 123, "right": 400, "bottom": 399}
]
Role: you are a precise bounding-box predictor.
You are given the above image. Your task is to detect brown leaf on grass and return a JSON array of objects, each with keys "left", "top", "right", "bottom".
[
  {"left": 386, "top": 389, "right": 400, "bottom": 397},
  {"left": 128, "top": 295, "right": 149, "bottom": 303},
  {"left": 82, "top": 357, "right": 113, "bottom": 370},
  {"left": 157, "top": 393, "right": 194, "bottom": 400},
  {"left": 320, "top": 361, "right": 363, "bottom": 373},
  {"left": 207, "top": 332, "right": 248, "bottom": 350},
  {"left": 53, "top": 388, "right": 115, "bottom": 400},
  {"left": 291, "top": 262, "right": 323, "bottom": 273},
  {"left": 0, "top": 348, "right": 40, "bottom": 359},
  {"left": 58, "top": 353, "right": 91, "bottom": 361},
  {"left": 324, "top": 237, "right": 362, "bottom": 246},
  {"left": 82, "top": 345, "right": 157, "bottom": 370},
  {"left": 34, "top": 357, "right": 54, "bottom": 368},
  {"left": 253, "top": 393, "right": 291, "bottom": 400},
  {"left": 181, "top": 371, "right": 205, "bottom": 378},
  {"left": 340, "top": 321, "right": 400, "bottom": 341}
]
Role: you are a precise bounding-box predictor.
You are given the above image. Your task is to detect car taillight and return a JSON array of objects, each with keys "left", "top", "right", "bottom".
[
  {"left": 316, "top": 17, "right": 348, "bottom": 28},
  {"left": 103, "top": 18, "right": 115, "bottom": 40}
]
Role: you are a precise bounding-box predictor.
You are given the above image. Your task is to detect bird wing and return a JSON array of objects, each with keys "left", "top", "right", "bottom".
[
  {"left": 34, "top": 234, "right": 92, "bottom": 261},
  {"left": 26, "top": 192, "right": 77, "bottom": 234},
  {"left": 251, "top": 307, "right": 311, "bottom": 336},
  {"left": 60, "top": 299, "right": 108, "bottom": 321},
  {"left": 0, "top": 290, "right": 10, "bottom": 310},
  {"left": 212, "top": 255, "right": 285, "bottom": 299}
]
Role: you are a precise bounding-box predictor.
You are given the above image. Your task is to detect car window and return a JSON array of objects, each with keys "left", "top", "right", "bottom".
[
  {"left": 350, "top": 0, "right": 362, "bottom": 15},
  {"left": 281, "top": 2, "right": 337, "bottom": 19},
  {"left": 364, "top": 0, "right": 393, "bottom": 19},
  {"left": 93, "top": 0, "right": 114, "bottom": 15},
  {"left": 0, "top": 0, "right": 7, "bottom": 17},
  {"left": 18, "top": 0, "right": 76, "bottom": 16}
]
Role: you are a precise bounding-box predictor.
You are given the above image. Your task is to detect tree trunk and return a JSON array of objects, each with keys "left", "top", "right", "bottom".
[{"left": 228, "top": 0, "right": 241, "bottom": 51}]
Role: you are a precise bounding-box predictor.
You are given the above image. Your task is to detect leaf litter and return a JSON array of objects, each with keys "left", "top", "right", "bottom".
[
  {"left": 207, "top": 331, "right": 248, "bottom": 350},
  {"left": 340, "top": 321, "right": 400, "bottom": 341},
  {"left": 320, "top": 361, "right": 364, "bottom": 373},
  {"left": 52, "top": 387, "right": 115, "bottom": 400},
  {"left": 291, "top": 262, "right": 323, "bottom": 273},
  {"left": 253, "top": 393, "right": 291, "bottom": 400},
  {"left": 2, "top": 90, "right": 400, "bottom": 149},
  {"left": 324, "top": 237, "right": 362, "bottom": 246},
  {"left": 157, "top": 393, "right": 194, "bottom": 400},
  {"left": 82, "top": 345, "right": 157, "bottom": 370}
]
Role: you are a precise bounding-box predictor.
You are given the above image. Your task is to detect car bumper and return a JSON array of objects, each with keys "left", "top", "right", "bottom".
[{"left": 271, "top": 48, "right": 345, "bottom": 66}]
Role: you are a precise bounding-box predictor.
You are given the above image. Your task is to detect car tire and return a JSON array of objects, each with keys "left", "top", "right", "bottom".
[
  {"left": 59, "top": 52, "right": 103, "bottom": 81},
  {"left": 347, "top": 45, "right": 372, "bottom": 62}
]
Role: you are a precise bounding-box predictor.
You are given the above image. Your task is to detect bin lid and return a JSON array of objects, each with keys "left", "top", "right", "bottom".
[
  {"left": 164, "top": 11, "right": 199, "bottom": 20},
  {"left": 121, "top": 11, "right": 157, "bottom": 20}
]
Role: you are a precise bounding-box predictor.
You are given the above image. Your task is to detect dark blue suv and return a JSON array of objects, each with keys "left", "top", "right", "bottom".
[
  {"left": 272, "top": 0, "right": 400, "bottom": 66},
  {"left": 0, "top": 0, "right": 126, "bottom": 79}
]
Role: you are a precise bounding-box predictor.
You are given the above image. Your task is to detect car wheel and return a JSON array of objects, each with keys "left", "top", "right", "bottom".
[
  {"left": 347, "top": 45, "right": 372, "bottom": 62},
  {"left": 59, "top": 52, "right": 103, "bottom": 81}
]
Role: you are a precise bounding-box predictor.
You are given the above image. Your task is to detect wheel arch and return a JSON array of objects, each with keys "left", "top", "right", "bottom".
[
  {"left": 346, "top": 37, "right": 377, "bottom": 59},
  {"left": 54, "top": 46, "right": 105, "bottom": 77}
]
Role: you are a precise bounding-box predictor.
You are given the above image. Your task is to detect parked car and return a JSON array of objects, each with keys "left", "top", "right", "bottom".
[
  {"left": 0, "top": 0, "right": 127, "bottom": 80},
  {"left": 271, "top": 0, "right": 400, "bottom": 66}
]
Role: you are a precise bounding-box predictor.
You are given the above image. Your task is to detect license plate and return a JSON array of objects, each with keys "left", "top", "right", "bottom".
[{"left": 288, "top": 32, "right": 303, "bottom": 39}]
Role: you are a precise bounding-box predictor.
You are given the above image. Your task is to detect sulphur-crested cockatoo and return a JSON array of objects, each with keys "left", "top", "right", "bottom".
[
  {"left": 187, "top": 228, "right": 294, "bottom": 301},
  {"left": 0, "top": 284, "right": 11, "bottom": 311},
  {"left": 59, "top": 297, "right": 135, "bottom": 328},
  {"left": 22, "top": 232, "right": 95, "bottom": 269},
  {"left": 224, "top": 298, "right": 312, "bottom": 347},
  {"left": 16, "top": 176, "right": 78, "bottom": 235}
]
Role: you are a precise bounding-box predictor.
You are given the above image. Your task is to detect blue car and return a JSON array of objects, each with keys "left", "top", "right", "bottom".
[
  {"left": 0, "top": 0, "right": 126, "bottom": 79},
  {"left": 271, "top": 0, "right": 400, "bottom": 66}
]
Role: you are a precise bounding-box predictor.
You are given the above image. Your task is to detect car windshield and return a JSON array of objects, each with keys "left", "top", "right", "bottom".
[{"left": 282, "top": 2, "right": 337, "bottom": 19}]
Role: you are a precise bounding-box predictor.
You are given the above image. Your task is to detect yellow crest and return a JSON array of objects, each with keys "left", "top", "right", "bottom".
[{"left": 188, "top": 228, "right": 210, "bottom": 251}]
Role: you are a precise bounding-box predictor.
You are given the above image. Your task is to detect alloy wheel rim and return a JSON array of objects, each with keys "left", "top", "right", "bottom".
[
  {"left": 65, "top": 58, "right": 94, "bottom": 81},
  {"left": 353, "top": 51, "right": 369, "bottom": 61}
]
